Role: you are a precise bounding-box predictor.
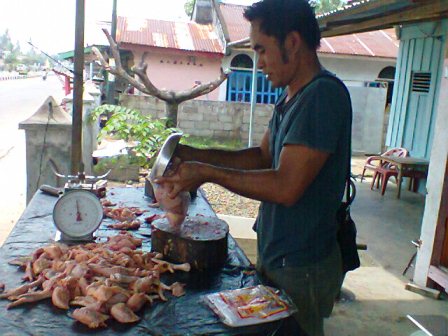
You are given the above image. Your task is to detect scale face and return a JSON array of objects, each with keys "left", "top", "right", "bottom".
[{"left": 53, "top": 189, "right": 103, "bottom": 241}]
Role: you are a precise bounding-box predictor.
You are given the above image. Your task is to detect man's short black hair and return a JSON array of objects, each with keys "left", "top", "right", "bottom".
[{"left": 243, "top": 0, "right": 321, "bottom": 50}]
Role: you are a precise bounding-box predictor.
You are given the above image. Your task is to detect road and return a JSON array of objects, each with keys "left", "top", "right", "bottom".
[{"left": 0, "top": 75, "right": 64, "bottom": 244}]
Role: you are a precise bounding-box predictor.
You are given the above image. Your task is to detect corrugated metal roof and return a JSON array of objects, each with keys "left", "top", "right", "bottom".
[
  {"left": 219, "top": 2, "right": 398, "bottom": 58},
  {"left": 219, "top": 3, "right": 249, "bottom": 42},
  {"left": 116, "top": 16, "right": 223, "bottom": 54},
  {"left": 320, "top": 29, "right": 398, "bottom": 58}
]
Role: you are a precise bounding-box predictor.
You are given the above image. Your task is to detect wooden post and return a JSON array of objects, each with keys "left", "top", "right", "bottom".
[{"left": 71, "top": 0, "right": 85, "bottom": 174}]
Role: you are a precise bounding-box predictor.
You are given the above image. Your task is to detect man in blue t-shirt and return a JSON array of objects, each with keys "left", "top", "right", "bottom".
[{"left": 154, "top": 0, "right": 352, "bottom": 335}]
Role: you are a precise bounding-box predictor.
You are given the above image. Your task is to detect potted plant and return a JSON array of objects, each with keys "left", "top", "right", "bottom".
[{"left": 89, "top": 104, "right": 182, "bottom": 184}]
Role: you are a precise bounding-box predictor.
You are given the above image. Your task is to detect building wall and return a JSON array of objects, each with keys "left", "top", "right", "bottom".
[
  {"left": 223, "top": 50, "right": 396, "bottom": 87},
  {"left": 319, "top": 54, "right": 396, "bottom": 86},
  {"left": 124, "top": 45, "right": 224, "bottom": 101}
]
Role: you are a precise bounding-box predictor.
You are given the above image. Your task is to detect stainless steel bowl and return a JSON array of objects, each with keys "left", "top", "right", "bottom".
[{"left": 149, "top": 132, "right": 183, "bottom": 180}]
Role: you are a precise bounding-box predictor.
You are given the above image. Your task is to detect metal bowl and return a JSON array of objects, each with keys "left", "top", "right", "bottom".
[{"left": 149, "top": 132, "right": 183, "bottom": 180}]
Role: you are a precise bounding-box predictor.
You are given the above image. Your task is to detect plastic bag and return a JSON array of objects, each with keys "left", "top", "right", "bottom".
[{"left": 203, "top": 285, "right": 297, "bottom": 327}]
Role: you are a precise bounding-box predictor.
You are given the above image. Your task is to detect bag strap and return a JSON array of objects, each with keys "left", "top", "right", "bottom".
[
  {"left": 311, "top": 72, "right": 353, "bottom": 205},
  {"left": 318, "top": 72, "right": 353, "bottom": 206},
  {"left": 343, "top": 87, "right": 353, "bottom": 206}
]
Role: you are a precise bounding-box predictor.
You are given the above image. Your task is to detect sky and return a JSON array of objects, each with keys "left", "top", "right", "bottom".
[{"left": 0, "top": 0, "right": 256, "bottom": 55}]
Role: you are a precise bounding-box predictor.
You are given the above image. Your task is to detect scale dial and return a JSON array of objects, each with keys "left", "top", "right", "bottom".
[{"left": 53, "top": 189, "right": 103, "bottom": 240}]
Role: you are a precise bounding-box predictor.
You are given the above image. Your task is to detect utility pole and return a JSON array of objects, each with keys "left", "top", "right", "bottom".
[
  {"left": 71, "top": 0, "right": 85, "bottom": 174},
  {"left": 106, "top": 0, "right": 117, "bottom": 104}
]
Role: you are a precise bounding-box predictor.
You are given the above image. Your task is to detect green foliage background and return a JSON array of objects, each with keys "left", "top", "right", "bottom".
[{"left": 90, "top": 105, "right": 181, "bottom": 169}]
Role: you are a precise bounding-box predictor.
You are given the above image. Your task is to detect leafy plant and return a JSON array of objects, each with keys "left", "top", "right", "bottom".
[
  {"left": 89, "top": 104, "right": 182, "bottom": 169},
  {"left": 183, "top": 136, "right": 243, "bottom": 150}
]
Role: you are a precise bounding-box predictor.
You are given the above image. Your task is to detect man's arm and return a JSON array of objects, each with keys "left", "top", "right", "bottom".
[
  {"left": 176, "top": 130, "right": 272, "bottom": 170},
  {"left": 157, "top": 143, "right": 330, "bottom": 207}
]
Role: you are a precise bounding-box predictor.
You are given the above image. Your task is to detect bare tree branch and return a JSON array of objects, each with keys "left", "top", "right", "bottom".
[
  {"left": 93, "top": 45, "right": 151, "bottom": 95},
  {"left": 174, "top": 68, "right": 230, "bottom": 103},
  {"left": 93, "top": 28, "right": 231, "bottom": 126}
]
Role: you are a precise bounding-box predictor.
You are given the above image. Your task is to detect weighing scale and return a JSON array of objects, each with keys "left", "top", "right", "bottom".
[{"left": 50, "top": 160, "right": 110, "bottom": 242}]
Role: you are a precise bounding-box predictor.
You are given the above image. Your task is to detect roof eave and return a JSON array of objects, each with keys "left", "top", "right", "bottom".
[{"left": 318, "top": 0, "right": 448, "bottom": 38}]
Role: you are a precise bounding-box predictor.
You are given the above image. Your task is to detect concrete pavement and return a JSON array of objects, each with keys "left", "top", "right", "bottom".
[{"left": 224, "top": 181, "right": 448, "bottom": 336}]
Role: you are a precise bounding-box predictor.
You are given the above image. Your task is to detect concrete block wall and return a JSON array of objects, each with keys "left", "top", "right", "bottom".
[
  {"left": 120, "top": 86, "right": 387, "bottom": 152},
  {"left": 120, "top": 94, "right": 274, "bottom": 145}
]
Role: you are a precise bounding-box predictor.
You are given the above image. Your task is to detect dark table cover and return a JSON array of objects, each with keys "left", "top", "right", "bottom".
[{"left": 0, "top": 187, "right": 280, "bottom": 335}]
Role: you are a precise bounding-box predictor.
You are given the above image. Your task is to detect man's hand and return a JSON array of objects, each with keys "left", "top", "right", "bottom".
[{"left": 154, "top": 161, "right": 205, "bottom": 199}]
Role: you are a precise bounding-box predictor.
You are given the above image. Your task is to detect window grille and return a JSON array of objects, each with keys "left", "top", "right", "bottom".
[{"left": 226, "top": 70, "right": 283, "bottom": 104}]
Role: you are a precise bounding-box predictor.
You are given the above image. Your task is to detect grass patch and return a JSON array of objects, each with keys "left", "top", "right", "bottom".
[{"left": 182, "top": 135, "right": 243, "bottom": 150}]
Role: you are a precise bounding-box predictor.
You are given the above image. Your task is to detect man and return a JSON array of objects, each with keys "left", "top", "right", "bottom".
[{"left": 154, "top": 0, "right": 352, "bottom": 334}]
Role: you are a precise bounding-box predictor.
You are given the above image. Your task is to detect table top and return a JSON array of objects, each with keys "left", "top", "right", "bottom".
[
  {"left": 379, "top": 156, "right": 430, "bottom": 165},
  {"left": 0, "top": 187, "right": 277, "bottom": 335}
]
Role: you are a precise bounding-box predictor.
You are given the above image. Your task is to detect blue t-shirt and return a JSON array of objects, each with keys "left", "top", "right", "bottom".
[{"left": 256, "top": 70, "right": 352, "bottom": 269}]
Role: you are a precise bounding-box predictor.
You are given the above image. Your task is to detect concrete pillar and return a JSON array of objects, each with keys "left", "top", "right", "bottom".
[
  {"left": 19, "top": 96, "right": 72, "bottom": 204},
  {"left": 85, "top": 80, "right": 101, "bottom": 106},
  {"left": 81, "top": 91, "right": 95, "bottom": 175},
  {"left": 62, "top": 90, "right": 96, "bottom": 175}
]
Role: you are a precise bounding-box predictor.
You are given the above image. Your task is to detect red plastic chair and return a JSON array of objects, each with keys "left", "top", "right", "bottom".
[
  {"left": 361, "top": 148, "right": 408, "bottom": 182},
  {"left": 369, "top": 148, "right": 408, "bottom": 195}
]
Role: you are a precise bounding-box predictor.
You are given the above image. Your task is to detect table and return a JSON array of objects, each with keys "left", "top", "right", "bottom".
[
  {"left": 0, "top": 187, "right": 279, "bottom": 335},
  {"left": 379, "top": 156, "right": 429, "bottom": 198}
]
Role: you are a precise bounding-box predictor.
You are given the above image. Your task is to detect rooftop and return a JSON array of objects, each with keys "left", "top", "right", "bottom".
[
  {"left": 219, "top": 2, "right": 399, "bottom": 58},
  {"left": 116, "top": 16, "right": 224, "bottom": 54}
]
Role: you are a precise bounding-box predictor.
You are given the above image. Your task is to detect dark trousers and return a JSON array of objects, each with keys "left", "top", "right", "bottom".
[{"left": 257, "top": 244, "right": 343, "bottom": 336}]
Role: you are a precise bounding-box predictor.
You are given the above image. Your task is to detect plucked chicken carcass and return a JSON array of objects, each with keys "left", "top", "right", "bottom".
[
  {"left": 0, "top": 232, "right": 189, "bottom": 329},
  {"left": 152, "top": 182, "right": 190, "bottom": 226},
  {"left": 151, "top": 162, "right": 190, "bottom": 227}
]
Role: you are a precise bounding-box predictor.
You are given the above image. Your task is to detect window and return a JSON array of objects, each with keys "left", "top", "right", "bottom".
[
  {"left": 226, "top": 70, "right": 282, "bottom": 104},
  {"left": 230, "top": 54, "right": 253, "bottom": 69}
]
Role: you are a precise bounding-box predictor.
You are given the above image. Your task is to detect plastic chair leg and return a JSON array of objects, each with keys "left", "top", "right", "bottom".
[
  {"left": 381, "top": 172, "right": 397, "bottom": 196},
  {"left": 361, "top": 168, "right": 366, "bottom": 182},
  {"left": 376, "top": 172, "right": 381, "bottom": 189},
  {"left": 381, "top": 174, "right": 389, "bottom": 195},
  {"left": 370, "top": 171, "right": 378, "bottom": 190}
]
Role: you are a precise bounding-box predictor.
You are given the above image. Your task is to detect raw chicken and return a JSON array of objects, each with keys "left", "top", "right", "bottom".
[
  {"left": 152, "top": 182, "right": 190, "bottom": 227},
  {"left": 72, "top": 307, "right": 109, "bottom": 328},
  {"left": 52, "top": 286, "right": 70, "bottom": 309},
  {"left": 0, "top": 232, "right": 188, "bottom": 329},
  {"left": 110, "top": 302, "right": 140, "bottom": 323}
]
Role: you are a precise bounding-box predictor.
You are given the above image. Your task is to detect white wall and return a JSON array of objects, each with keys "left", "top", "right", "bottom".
[
  {"left": 319, "top": 54, "right": 396, "bottom": 85},
  {"left": 348, "top": 85, "right": 388, "bottom": 154}
]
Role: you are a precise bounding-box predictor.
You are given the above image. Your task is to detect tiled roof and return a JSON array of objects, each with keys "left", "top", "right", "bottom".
[
  {"left": 219, "top": 2, "right": 398, "bottom": 58},
  {"left": 116, "top": 16, "right": 224, "bottom": 54},
  {"left": 319, "top": 29, "right": 398, "bottom": 58}
]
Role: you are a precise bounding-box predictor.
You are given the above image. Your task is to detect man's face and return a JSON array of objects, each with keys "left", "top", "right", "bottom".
[{"left": 250, "top": 20, "right": 295, "bottom": 88}]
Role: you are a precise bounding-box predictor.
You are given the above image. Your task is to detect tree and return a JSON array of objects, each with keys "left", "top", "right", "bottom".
[
  {"left": 184, "top": 0, "right": 194, "bottom": 17},
  {"left": 0, "top": 30, "right": 14, "bottom": 52},
  {"left": 23, "top": 47, "right": 46, "bottom": 66},
  {"left": 93, "top": 29, "right": 229, "bottom": 128},
  {"left": 313, "top": 0, "right": 346, "bottom": 15}
]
